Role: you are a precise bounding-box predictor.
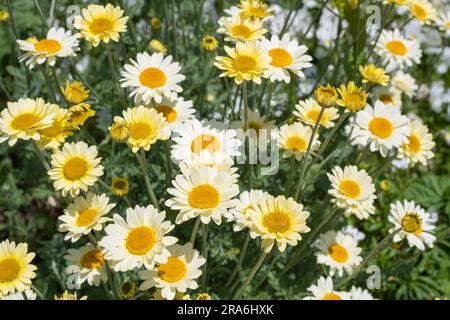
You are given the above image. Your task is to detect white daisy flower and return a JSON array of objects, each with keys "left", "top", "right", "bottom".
[
  {"left": 260, "top": 34, "right": 313, "bottom": 83},
  {"left": 17, "top": 27, "right": 79, "bottom": 69},
  {"left": 407, "top": 0, "right": 437, "bottom": 25},
  {"left": 350, "top": 286, "right": 375, "bottom": 300},
  {"left": 372, "top": 86, "right": 403, "bottom": 107},
  {"left": 276, "top": 122, "right": 320, "bottom": 160},
  {"left": 228, "top": 189, "right": 269, "bottom": 231},
  {"left": 229, "top": 108, "right": 276, "bottom": 140},
  {"left": 391, "top": 71, "right": 418, "bottom": 98},
  {"left": 436, "top": 11, "right": 450, "bottom": 35},
  {"left": 99, "top": 205, "right": 178, "bottom": 271},
  {"left": 303, "top": 276, "right": 351, "bottom": 300},
  {"left": 315, "top": 230, "right": 363, "bottom": 276},
  {"left": 293, "top": 98, "right": 339, "bottom": 129},
  {"left": 397, "top": 120, "right": 435, "bottom": 167},
  {"left": 217, "top": 14, "right": 267, "bottom": 42},
  {"left": 350, "top": 101, "right": 411, "bottom": 157},
  {"left": 0, "top": 289, "right": 36, "bottom": 300},
  {"left": 64, "top": 243, "right": 107, "bottom": 289},
  {"left": 120, "top": 52, "right": 185, "bottom": 104},
  {"left": 179, "top": 150, "right": 239, "bottom": 179},
  {"left": 165, "top": 166, "right": 240, "bottom": 225},
  {"left": 139, "top": 243, "right": 206, "bottom": 300},
  {"left": 389, "top": 200, "right": 436, "bottom": 250}
]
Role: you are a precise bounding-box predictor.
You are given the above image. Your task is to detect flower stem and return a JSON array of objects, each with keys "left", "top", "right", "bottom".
[
  {"left": 190, "top": 216, "right": 201, "bottom": 244},
  {"left": 135, "top": 149, "right": 160, "bottom": 211},
  {"left": 226, "top": 230, "right": 250, "bottom": 288},
  {"left": 232, "top": 251, "right": 267, "bottom": 299},
  {"left": 243, "top": 81, "right": 253, "bottom": 189},
  {"left": 40, "top": 66, "right": 57, "bottom": 103},
  {"left": 32, "top": 141, "right": 50, "bottom": 171},
  {"left": 201, "top": 223, "right": 208, "bottom": 289},
  {"left": 317, "top": 112, "right": 350, "bottom": 157},
  {"left": 105, "top": 43, "right": 126, "bottom": 108}
]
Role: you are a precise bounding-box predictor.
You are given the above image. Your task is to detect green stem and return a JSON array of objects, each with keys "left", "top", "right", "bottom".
[
  {"left": 40, "top": 66, "right": 57, "bottom": 102},
  {"left": 32, "top": 141, "right": 50, "bottom": 171},
  {"left": 242, "top": 81, "right": 253, "bottom": 189},
  {"left": 50, "top": 67, "right": 65, "bottom": 100},
  {"left": 265, "top": 81, "right": 274, "bottom": 118},
  {"left": 105, "top": 43, "right": 126, "bottom": 108},
  {"left": 317, "top": 112, "right": 350, "bottom": 157},
  {"left": 201, "top": 223, "right": 208, "bottom": 289},
  {"left": 135, "top": 149, "right": 160, "bottom": 211},
  {"left": 33, "top": 0, "right": 49, "bottom": 28},
  {"left": 232, "top": 251, "right": 267, "bottom": 299},
  {"left": 190, "top": 216, "right": 201, "bottom": 244},
  {"left": 226, "top": 231, "right": 250, "bottom": 288},
  {"left": 30, "top": 284, "right": 45, "bottom": 300}
]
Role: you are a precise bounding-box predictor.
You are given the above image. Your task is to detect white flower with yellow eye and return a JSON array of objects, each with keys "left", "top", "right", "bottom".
[
  {"left": 276, "top": 122, "right": 320, "bottom": 160},
  {"left": 397, "top": 120, "right": 435, "bottom": 167},
  {"left": 315, "top": 230, "right": 363, "bottom": 276},
  {"left": 58, "top": 192, "right": 115, "bottom": 242},
  {"left": 350, "top": 286, "right": 375, "bottom": 300},
  {"left": 260, "top": 34, "right": 313, "bottom": 83},
  {"left": 303, "top": 276, "right": 351, "bottom": 300},
  {"left": 99, "top": 205, "right": 178, "bottom": 272},
  {"left": 391, "top": 71, "right": 418, "bottom": 98},
  {"left": 179, "top": 150, "right": 239, "bottom": 179},
  {"left": 17, "top": 27, "right": 79, "bottom": 69},
  {"left": 218, "top": 14, "right": 267, "bottom": 42},
  {"left": 120, "top": 52, "right": 185, "bottom": 104},
  {"left": 350, "top": 101, "right": 411, "bottom": 157},
  {"left": 64, "top": 243, "right": 107, "bottom": 289},
  {"left": 228, "top": 189, "right": 269, "bottom": 231},
  {"left": 407, "top": 0, "right": 437, "bottom": 25},
  {"left": 139, "top": 243, "right": 206, "bottom": 300},
  {"left": 372, "top": 86, "right": 402, "bottom": 107},
  {"left": 293, "top": 98, "right": 339, "bottom": 129},
  {"left": 436, "top": 12, "right": 450, "bottom": 35}
]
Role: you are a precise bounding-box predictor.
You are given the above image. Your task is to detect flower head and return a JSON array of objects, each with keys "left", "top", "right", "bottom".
[
  {"left": 337, "top": 81, "right": 368, "bottom": 112},
  {"left": 359, "top": 64, "right": 390, "bottom": 86},
  {"left": 149, "top": 39, "right": 167, "bottom": 54},
  {"left": 111, "top": 177, "right": 129, "bottom": 196},
  {"left": 202, "top": 35, "right": 219, "bottom": 52},
  {"left": 62, "top": 81, "right": 90, "bottom": 104},
  {"left": 64, "top": 103, "right": 96, "bottom": 129},
  {"left": 314, "top": 84, "right": 338, "bottom": 108}
]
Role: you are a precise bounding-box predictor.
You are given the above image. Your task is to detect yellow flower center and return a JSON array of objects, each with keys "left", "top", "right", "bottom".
[
  {"left": 113, "top": 180, "right": 127, "bottom": 190},
  {"left": 89, "top": 18, "right": 114, "bottom": 34},
  {"left": 233, "top": 55, "right": 257, "bottom": 72},
  {"left": 406, "top": 133, "right": 421, "bottom": 154},
  {"left": 412, "top": 4, "right": 427, "bottom": 20},
  {"left": 339, "top": 179, "right": 361, "bottom": 199},
  {"left": 139, "top": 67, "right": 167, "bottom": 89},
  {"left": 401, "top": 212, "right": 422, "bottom": 234},
  {"left": 247, "top": 6, "right": 267, "bottom": 19},
  {"left": 154, "top": 105, "right": 177, "bottom": 123},
  {"left": 80, "top": 249, "right": 104, "bottom": 269},
  {"left": 157, "top": 257, "right": 187, "bottom": 283},
  {"left": 129, "top": 122, "right": 154, "bottom": 140},
  {"left": 11, "top": 113, "right": 38, "bottom": 130},
  {"left": 125, "top": 227, "right": 156, "bottom": 255},
  {"left": 76, "top": 208, "right": 99, "bottom": 227},
  {"left": 63, "top": 157, "right": 88, "bottom": 181},
  {"left": 269, "top": 48, "right": 293, "bottom": 68},
  {"left": 306, "top": 109, "right": 328, "bottom": 123},
  {"left": 322, "top": 293, "right": 342, "bottom": 300},
  {"left": 345, "top": 93, "right": 365, "bottom": 110},
  {"left": 190, "top": 134, "right": 221, "bottom": 154},
  {"left": 368, "top": 117, "right": 393, "bottom": 139},
  {"left": 188, "top": 184, "right": 220, "bottom": 209},
  {"left": 328, "top": 244, "right": 349, "bottom": 263},
  {"left": 386, "top": 40, "right": 408, "bottom": 56},
  {"left": 286, "top": 136, "right": 307, "bottom": 152},
  {"left": 262, "top": 211, "right": 291, "bottom": 233},
  {"left": 379, "top": 94, "right": 395, "bottom": 105},
  {"left": 231, "top": 24, "right": 252, "bottom": 38},
  {"left": 242, "top": 204, "right": 254, "bottom": 220},
  {"left": 0, "top": 258, "right": 20, "bottom": 283},
  {"left": 35, "top": 39, "right": 62, "bottom": 53}
]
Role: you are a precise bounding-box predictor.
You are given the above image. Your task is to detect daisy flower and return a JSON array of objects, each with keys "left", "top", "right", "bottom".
[
  {"left": 217, "top": 14, "right": 267, "bottom": 42},
  {"left": 337, "top": 81, "right": 368, "bottom": 113},
  {"left": 238, "top": 0, "right": 274, "bottom": 20},
  {"left": 109, "top": 117, "right": 128, "bottom": 143},
  {"left": 58, "top": 192, "right": 115, "bottom": 242},
  {"left": 118, "top": 281, "right": 138, "bottom": 300},
  {"left": 229, "top": 107, "right": 276, "bottom": 138},
  {"left": 375, "top": 29, "right": 422, "bottom": 69},
  {"left": 149, "top": 39, "right": 167, "bottom": 54},
  {"left": 202, "top": 35, "right": 219, "bottom": 52},
  {"left": 111, "top": 177, "right": 129, "bottom": 197},
  {"left": 62, "top": 81, "right": 90, "bottom": 104},
  {"left": 74, "top": 4, "right": 128, "bottom": 47},
  {"left": 152, "top": 289, "right": 191, "bottom": 300},
  {"left": 350, "top": 286, "right": 375, "bottom": 300},
  {"left": 350, "top": 101, "right": 411, "bottom": 157},
  {"left": 436, "top": 12, "right": 450, "bottom": 35},
  {"left": 1, "top": 288, "right": 36, "bottom": 300},
  {"left": 0, "top": 240, "right": 37, "bottom": 296},
  {"left": 64, "top": 103, "right": 96, "bottom": 129},
  {"left": 228, "top": 189, "right": 269, "bottom": 231},
  {"left": 99, "top": 205, "right": 178, "bottom": 271},
  {"left": 293, "top": 98, "right": 339, "bottom": 128},
  {"left": 260, "top": 34, "right": 313, "bottom": 83},
  {"left": 64, "top": 243, "right": 107, "bottom": 289},
  {"left": 314, "top": 84, "right": 338, "bottom": 108},
  {"left": 249, "top": 195, "right": 310, "bottom": 253},
  {"left": 178, "top": 150, "right": 238, "bottom": 179},
  {"left": 165, "top": 166, "right": 240, "bottom": 225},
  {"left": 397, "top": 120, "right": 435, "bottom": 167},
  {"left": 17, "top": 27, "right": 79, "bottom": 69},
  {"left": 37, "top": 104, "right": 73, "bottom": 150},
  {"left": 389, "top": 200, "right": 436, "bottom": 250},
  {"left": 139, "top": 243, "right": 206, "bottom": 300},
  {"left": 215, "top": 40, "right": 271, "bottom": 85},
  {"left": 303, "top": 276, "right": 351, "bottom": 300},
  {"left": 276, "top": 122, "right": 320, "bottom": 161},
  {"left": 120, "top": 52, "right": 185, "bottom": 104},
  {"left": 359, "top": 64, "right": 390, "bottom": 86},
  {"left": 315, "top": 230, "right": 363, "bottom": 276},
  {"left": 48, "top": 141, "right": 104, "bottom": 197},
  {"left": 0, "top": 98, "right": 56, "bottom": 146},
  {"left": 373, "top": 86, "right": 402, "bottom": 107},
  {"left": 391, "top": 71, "right": 418, "bottom": 98},
  {"left": 407, "top": 0, "right": 437, "bottom": 25}
]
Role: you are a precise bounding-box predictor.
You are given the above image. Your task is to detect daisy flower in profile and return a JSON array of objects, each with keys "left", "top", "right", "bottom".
[
  {"left": 375, "top": 29, "right": 422, "bottom": 69},
  {"left": 249, "top": 195, "right": 310, "bottom": 253},
  {"left": 62, "top": 81, "right": 90, "bottom": 105},
  {"left": 54, "top": 291, "right": 87, "bottom": 300},
  {"left": 109, "top": 117, "right": 128, "bottom": 143},
  {"left": 64, "top": 243, "right": 107, "bottom": 289},
  {"left": 113, "top": 105, "right": 167, "bottom": 153},
  {"left": 165, "top": 166, "right": 239, "bottom": 225},
  {"left": 148, "top": 96, "right": 195, "bottom": 139},
  {"left": 407, "top": 0, "right": 437, "bottom": 25},
  {"left": 37, "top": 104, "right": 73, "bottom": 150},
  {"left": 276, "top": 122, "right": 320, "bottom": 161},
  {"left": 303, "top": 276, "right": 351, "bottom": 300},
  {"left": 337, "top": 81, "right": 368, "bottom": 113},
  {"left": 171, "top": 119, "right": 241, "bottom": 163},
  {"left": 64, "top": 103, "right": 96, "bottom": 129},
  {"left": 314, "top": 84, "right": 338, "bottom": 108},
  {"left": 202, "top": 35, "right": 219, "bottom": 52},
  {"left": 314, "top": 230, "right": 363, "bottom": 276},
  {"left": 350, "top": 287, "right": 375, "bottom": 300},
  {"left": 48, "top": 141, "right": 104, "bottom": 197},
  {"left": 139, "top": 243, "right": 206, "bottom": 300},
  {"left": 293, "top": 98, "right": 339, "bottom": 128},
  {"left": 230, "top": 108, "right": 276, "bottom": 138},
  {"left": 0, "top": 240, "right": 37, "bottom": 296},
  {"left": 218, "top": 14, "right": 267, "bottom": 42},
  {"left": 260, "top": 34, "right": 313, "bottom": 83},
  {"left": 99, "top": 205, "right": 178, "bottom": 272},
  {"left": 121, "top": 52, "right": 185, "bottom": 104},
  {"left": 74, "top": 4, "right": 128, "bottom": 47},
  {"left": 0, "top": 98, "right": 56, "bottom": 146},
  {"left": 17, "top": 27, "right": 79, "bottom": 69},
  {"left": 111, "top": 177, "right": 129, "bottom": 197},
  {"left": 1, "top": 288, "right": 36, "bottom": 300},
  {"left": 397, "top": 120, "right": 435, "bottom": 167},
  {"left": 228, "top": 189, "right": 269, "bottom": 231},
  {"left": 391, "top": 71, "right": 418, "bottom": 98},
  {"left": 350, "top": 101, "right": 411, "bottom": 157},
  {"left": 359, "top": 64, "right": 390, "bottom": 86},
  {"left": 373, "top": 86, "right": 402, "bottom": 107},
  {"left": 58, "top": 192, "right": 115, "bottom": 242},
  {"left": 215, "top": 40, "right": 271, "bottom": 85},
  {"left": 436, "top": 12, "right": 450, "bottom": 34},
  {"left": 389, "top": 200, "right": 436, "bottom": 250}
]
